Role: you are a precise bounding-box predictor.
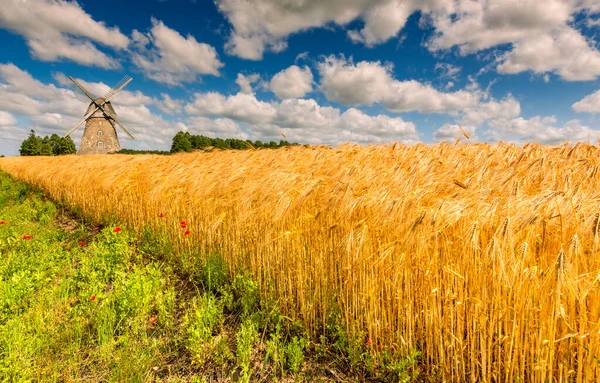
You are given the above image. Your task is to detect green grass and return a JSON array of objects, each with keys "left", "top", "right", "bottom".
[{"left": 0, "top": 171, "right": 420, "bottom": 382}]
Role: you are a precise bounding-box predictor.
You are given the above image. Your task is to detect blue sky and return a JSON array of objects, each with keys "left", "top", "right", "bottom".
[{"left": 1, "top": 0, "right": 600, "bottom": 155}]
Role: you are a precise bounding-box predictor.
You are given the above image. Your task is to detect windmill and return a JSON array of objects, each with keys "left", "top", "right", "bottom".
[{"left": 65, "top": 76, "right": 135, "bottom": 155}]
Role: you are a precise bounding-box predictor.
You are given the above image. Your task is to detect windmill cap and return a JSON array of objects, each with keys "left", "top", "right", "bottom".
[{"left": 86, "top": 98, "right": 116, "bottom": 118}]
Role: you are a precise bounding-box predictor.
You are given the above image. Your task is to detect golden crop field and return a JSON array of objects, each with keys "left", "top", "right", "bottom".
[{"left": 1, "top": 142, "right": 600, "bottom": 382}]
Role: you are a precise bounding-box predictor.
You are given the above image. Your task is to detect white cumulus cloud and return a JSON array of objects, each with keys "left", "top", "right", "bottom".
[
  {"left": 235, "top": 73, "right": 261, "bottom": 94},
  {"left": 572, "top": 89, "right": 600, "bottom": 113},
  {"left": 130, "top": 18, "right": 223, "bottom": 85},
  {"left": 269, "top": 65, "right": 313, "bottom": 99},
  {"left": 317, "top": 56, "right": 478, "bottom": 113},
  {"left": 0, "top": 0, "right": 128, "bottom": 69}
]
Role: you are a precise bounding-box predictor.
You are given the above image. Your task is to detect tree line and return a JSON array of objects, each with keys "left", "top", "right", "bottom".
[
  {"left": 170, "top": 131, "right": 299, "bottom": 153},
  {"left": 15, "top": 130, "right": 299, "bottom": 156},
  {"left": 19, "top": 130, "right": 76, "bottom": 156}
]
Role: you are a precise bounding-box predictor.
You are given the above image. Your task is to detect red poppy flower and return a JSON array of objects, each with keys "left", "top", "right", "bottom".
[
  {"left": 43, "top": 197, "right": 48, "bottom": 201},
  {"left": 89, "top": 295, "right": 96, "bottom": 301},
  {"left": 0, "top": 221, "right": 5, "bottom": 225},
  {"left": 113, "top": 227, "right": 122, "bottom": 233},
  {"left": 158, "top": 213, "right": 164, "bottom": 218},
  {"left": 23, "top": 235, "right": 32, "bottom": 240},
  {"left": 93, "top": 227, "right": 100, "bottom": 231},
  {"left": 180, "top": 221, "right": 187, "bottom": 228},
  {"left": 79, "top": 241, "right": 86, "bottom": 247},
  {"left": 149, "top": 316, "right": 157, "bottom": 324},
  {"left": 184, "top": 229, "right": 190, "bottom": 236},
  {"left": 366, "top": 337, "right": 373, "bottom": 346}
]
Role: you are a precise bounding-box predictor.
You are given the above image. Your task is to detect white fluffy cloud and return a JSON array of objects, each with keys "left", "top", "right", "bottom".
[
  {"left": 572, "top": 89, "right": 600, "bottom": 113},
  {"left": 185, "top": 117, "right": 248, "bottom": 140},
  {"left": 497, "top": 27, "right": 600, "bottom": 81},
  {"left": 487, "top": 116, "right": 600, "bottom": 144},
  {"left": 0, "top": 0, "right": 128, "bottom": 69},
  {"left": 216, "top": 0, "right": 600, "bottom": 81},
  {"left": 0, "top": 111, "right": 17, "bottom": 126},
  {"left": 215, "top": 0, "right": 453, "bottom": 59},
  {"left": 269, "top": 65, "right": 313, "bottom": 99},
  {"left": 130, "top": 18, "right": 223, "bottom": 85},
  {"left": 185, "top": 92, "right": 277, "bottom": 124},
  {"left": 317, "top": 56, "right": 478, "bottom": 113},
  {"left": 434, "top": 124, "right": 477, "bottom": 141},
  {"left": 460, "top": 96, "right": 521, "bottom": 126},
  {"left": 185, "top": 91, "right": 418, "bottom": 144},
  {"left": 235, "top": 73, "right": 261, "bottom": 94},
  {"left": 426, "top": 0, "right": 572, "bottom": 53}
]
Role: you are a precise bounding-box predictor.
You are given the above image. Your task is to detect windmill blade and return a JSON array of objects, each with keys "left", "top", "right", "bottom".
[
  {"left": 63, "top": 101, "right": 109, "bottom": 137},
  {"left": 111, "top": 115, "right": 135, "bottom": 139},
  {"left": 103, "top": 75, "right": 132, "bottom": 103},
  {"left": 64, "top": 116, "right": 88, "bottom": 137},
  {"left": 69, "top": 76, "right": 96, "bottom": 102}
]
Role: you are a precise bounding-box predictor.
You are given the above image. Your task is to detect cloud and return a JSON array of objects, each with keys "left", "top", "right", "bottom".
[
  {"left": 0, "top": 111, "right": 17, "bottom": 126},
  {"left": 184, "top": 90, "right": 419, "bottom": 144},
  {"left": 317, "top": 56, "right": 478, "bottom": 113},
  {"left": 0, "top": 0, "right": 128, "bottom": 68},
  {"left": 215, "top": 0, "right": 600, "bottom": 82},
  {"left": 426, "top": 0, "right": 572, "bottom": 54},
  {"left": 460, "top": 96, "right": 521, "bottom": 126},
  {"left": 185, "top": 116, "right": 248, "bottom": 140},
  {"left": 130, "top": 18, "right": 223, "bottom": 85},
  {"left": 486, "top": 116, "right": 600, "bottom": 144},
  {"left": 434, "top": 124, "right": 477, "bottom": 141},
  {"left": 157, "top": 93, "right": 184, "bottom": 115},
  {"left": 572, "top": 89, "right": 600, "bottom": 113},
  {"left": 497, "top": 27, "right": 600, "bottom": 81},
  {"left": 434, "top": 63, "right": 461, "bottom": 79},
  {"left": 235, "top": 73, "right": 261, "bottom": 94},
  {"left": 215, "top": 0, "right": 449, "bottom": 59},
  {"left": 269, "top": 65, "right": 313, "bottom": 99},
  {"left": 185, "top": 92, "right": 277, "bottom": 124}
]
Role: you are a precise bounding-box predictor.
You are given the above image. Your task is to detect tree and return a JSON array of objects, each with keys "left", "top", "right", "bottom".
[
  {"left": 40, "top": 142, "right": 53, "bottom": 156},
  {"left": 19, "top": 130, "right": 42, "bottom": 156},
  {"left": 53, "top": 135, "right": 76, "bottom": 155},
  {"left": 171, "top": 131, "right": 192, "bottom": 153}
]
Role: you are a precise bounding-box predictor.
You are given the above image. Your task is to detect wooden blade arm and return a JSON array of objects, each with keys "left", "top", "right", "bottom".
[
  {"left": 111, "top": 115, "right": 135, "bottom": 139},
  {"left": 104, "top": 77, "right": 132, "bottom": 103},
  {"left": 64, "top": 106, "right": 100, "bottom": 137},
  {"left": 69, "top": 76, "right": 96, "bottom": 102}
]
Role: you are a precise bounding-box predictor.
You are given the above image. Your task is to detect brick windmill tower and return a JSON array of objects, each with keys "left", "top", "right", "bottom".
[{"left": 64, "top": 76, "right": 135, "bottom": 155}]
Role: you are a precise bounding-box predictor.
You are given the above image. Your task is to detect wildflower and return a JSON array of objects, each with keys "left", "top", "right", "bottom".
[
  {"left": 23, "top": 235, "right": 32, "bottom": 240},
  {"left": 158, "top": 213, "right": 164, "bottom": 218},
  {"left": 366, "top": 337, "right": 373, "bottom": 346},
  {"left": 184, "top": 229, "right": 190, "bottom": 236},
  {"left": 113, "top": 226, "right": 122, "bottom": 233},
  {"left": 149, "top": 316, "right": 157, "bottom": 324},
  {"left": 0, "top": 221, "right": 5, "bottom": 225},
  {"left": 68, "top": 246, "right": 72, "bottom": 251},
  {"left": 89, "top": 295, "right": 96, "bottom": 301},
  {"left": 180, "top": 221, "right": 187, "bottom": 228},
  {"left": 93, "top": 227, "right": 100, "bottom": 231},
  {"left": 79, "top": 241, "right": 86, "bottom": 247},
  {"left": 43, "top": 197, "right": 48, "bottom": 201}
]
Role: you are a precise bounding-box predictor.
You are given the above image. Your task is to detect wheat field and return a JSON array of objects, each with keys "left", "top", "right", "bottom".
[{"left": 2, "top": 142, "right": 600, "bottom": 382}]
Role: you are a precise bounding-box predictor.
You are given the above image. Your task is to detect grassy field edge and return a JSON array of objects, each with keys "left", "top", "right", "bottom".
[{"left": 0, "top": 171, "right": 419, "bottom": 383}]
